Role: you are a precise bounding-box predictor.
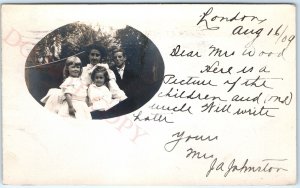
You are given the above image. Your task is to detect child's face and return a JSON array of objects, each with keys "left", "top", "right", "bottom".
[
  {"left": 94, "top": 72, "right": 106, "bottom": 87},
  {"left": 68, "top": 63, "right": 81, "bottom": 77},
  {"left": 89, "top": 49, "right": 101, "bottom": 65},
  {"left": 113, "top": 51, "right": 126, "bottom": 68}
]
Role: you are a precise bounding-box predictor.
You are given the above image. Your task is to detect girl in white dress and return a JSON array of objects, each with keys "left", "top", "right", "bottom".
[
  {"left": 41, "top": 44, "right": 126, "bottom": 118},
  {"left": 81, "top": 44, "right": 127, "bottom": 102},
  {"left": 56, "top": 56, "right": 91, "bottom": 119},
  {"left": 88, "top": 66, "right": 119, "bottom": 112}
]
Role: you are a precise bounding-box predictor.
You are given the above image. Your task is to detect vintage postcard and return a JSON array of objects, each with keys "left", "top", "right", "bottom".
[{"left": 1, "top": 4, "right": 296, "bottom": 185}]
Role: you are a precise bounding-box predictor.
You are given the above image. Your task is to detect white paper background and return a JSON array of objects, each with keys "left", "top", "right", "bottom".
[{"left": 1, "top": 4, "right": 297, "bottom": 185}]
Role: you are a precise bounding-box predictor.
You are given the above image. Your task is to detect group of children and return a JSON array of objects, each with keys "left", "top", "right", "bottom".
[{"left": 41, "top": 47, "right": 127, "bottom": 120}]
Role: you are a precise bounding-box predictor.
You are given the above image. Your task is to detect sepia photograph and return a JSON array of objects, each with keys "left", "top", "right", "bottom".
[{"left": 25, "top": 22, "right": 165, "bottom": 120}]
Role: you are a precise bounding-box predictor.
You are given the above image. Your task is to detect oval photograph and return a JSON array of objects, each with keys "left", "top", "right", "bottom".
[{"left": 25, "top": 22, "right": 164, "bottom": 120}]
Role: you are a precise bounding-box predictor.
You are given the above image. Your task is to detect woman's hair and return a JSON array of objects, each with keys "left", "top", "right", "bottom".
[
  {"left": 91, "top": 66, "right": 109, "bottom": 85},
  {"left": 86, "top": 43, "right": 107, "bottom": 59},
  {"left": 63, "top": 56, "right": 82, "bottom": 79}
]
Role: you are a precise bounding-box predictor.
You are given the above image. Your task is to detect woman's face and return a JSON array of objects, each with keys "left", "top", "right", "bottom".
[{"left": 89, "top": 49, "right": 101, "bottom": 65}]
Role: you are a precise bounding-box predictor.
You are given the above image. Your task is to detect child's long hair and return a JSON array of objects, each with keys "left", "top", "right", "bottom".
[
  {"left": 63, "top": 56, "right": 83, "bottom": 79},
  {"left": 91, "top": 66, "right": 109, "bottom": 87}
]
